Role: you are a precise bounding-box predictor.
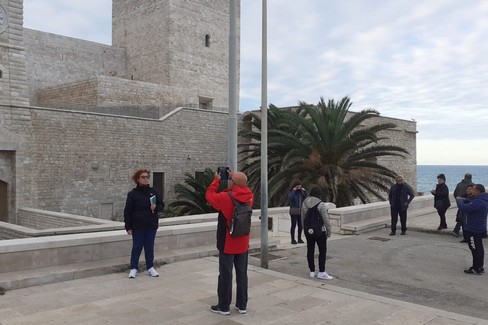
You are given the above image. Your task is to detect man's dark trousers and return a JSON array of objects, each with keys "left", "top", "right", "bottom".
[
  {"left": 217, "top": 251, "right": 248, "bottom": 311},
  {"left": 391, "top": 206, "right": 407, "bottom": 233},
  {"left": 466, "top": 232, "right": 484, "bottom": 270}
]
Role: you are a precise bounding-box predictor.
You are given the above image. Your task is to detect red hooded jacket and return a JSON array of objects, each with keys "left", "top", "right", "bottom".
[{"left": 205, "top": 178, "right": 254, "bottom": 254}]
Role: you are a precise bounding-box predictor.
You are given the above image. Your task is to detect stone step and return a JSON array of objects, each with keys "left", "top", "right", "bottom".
[
  {"left": 340, "top": 207, "right": 439, "bottom": 235},
  {"left": 0, "top": 238, "right": 279, "bottom": 292}
]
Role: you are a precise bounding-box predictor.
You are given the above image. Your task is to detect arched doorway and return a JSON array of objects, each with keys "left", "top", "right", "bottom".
[{"left": 0, "top": 180, "right": 7, "bottom": 222}]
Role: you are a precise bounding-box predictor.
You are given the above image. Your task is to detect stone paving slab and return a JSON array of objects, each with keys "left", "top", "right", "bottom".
[{"left": 1, "top": 256, "right": 486, "bottom": 325}]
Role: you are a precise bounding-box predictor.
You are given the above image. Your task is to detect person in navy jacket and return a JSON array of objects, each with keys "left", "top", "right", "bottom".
[
  {"left": 288, "top": 183, "right": 308, "bottom": 244},
  {"left": 456, "top": 184, "right": 488, "bottom": 275},
  {"left": 124, "top": 169, "right": 164, "bottom": 279}
]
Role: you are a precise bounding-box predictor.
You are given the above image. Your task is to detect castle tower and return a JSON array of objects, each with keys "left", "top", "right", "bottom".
[
  {"left": 112, "top": 0, "right": 239, "bottom": 111},
  {"left": 0, "top": 0, "right": 29, "bottom": 106}
]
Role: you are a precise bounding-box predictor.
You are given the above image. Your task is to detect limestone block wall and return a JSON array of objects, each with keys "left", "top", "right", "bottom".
[
  {"left": 167, "top": 0, "right": 238, "bottom": 111},
  {"left": 37, "top": 75, "right": 191, "bottom": 118},
  {"left": 0, "top": 104, "right": 228, "bottom": 219},
  {"left": 23, "top": 28, "right": 127, "bottom": 106},
  {"left": 36, "top": 77, "right": 99, "bottom": 110},
  {"left": 359, "top": 113, "right": 417, "bottom": 194}
]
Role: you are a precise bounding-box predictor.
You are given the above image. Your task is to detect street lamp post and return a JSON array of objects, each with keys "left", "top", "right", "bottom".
[
  {"left": 260, "top": 0, "right": 269, "bottom": 269},
  {"left": 228, "top": 0, "right": 238, "bottom": 172}
]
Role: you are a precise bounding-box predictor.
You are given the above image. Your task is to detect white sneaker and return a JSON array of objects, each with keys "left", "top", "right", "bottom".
[
  {"left": 147, "top": 267, "right": 159, "bottom": 277},
  {"left": 128, "top": 269, "right": 137, "bottom": 278},
  {"left": 317, "top": 271, "right": 334, "bottom": 280},
  {"left": 309, "top": 271, "right": 316, "bottom": 278}
]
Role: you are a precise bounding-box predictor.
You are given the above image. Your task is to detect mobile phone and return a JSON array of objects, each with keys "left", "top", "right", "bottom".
[{"left": 217, "top": 166, "right": 229, "bottom": 180}]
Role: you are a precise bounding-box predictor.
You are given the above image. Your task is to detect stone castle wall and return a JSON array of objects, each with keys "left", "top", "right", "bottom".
[
  {"left": 0, "top": 104, "right": 229, "bottom": 220},
  {"left": 362, "top": 114, "right": 417, "bottom": 193}
]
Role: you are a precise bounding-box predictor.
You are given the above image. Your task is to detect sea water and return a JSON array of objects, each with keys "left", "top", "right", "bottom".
[{"left": 416, "top": 165, "right": 488, "bottom": 194}]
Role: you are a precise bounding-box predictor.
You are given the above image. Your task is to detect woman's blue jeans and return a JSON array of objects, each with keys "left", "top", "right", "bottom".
[{"left": 130, "top": 228, "right": 157, "bottom": 270}]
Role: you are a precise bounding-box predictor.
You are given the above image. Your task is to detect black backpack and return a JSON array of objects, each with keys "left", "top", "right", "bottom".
[
  {"left": 227, "top": 192, "right": 252, "bottom": 237},
  {"left": 304, "top": 202, "right": 324, "bottom": 238}
]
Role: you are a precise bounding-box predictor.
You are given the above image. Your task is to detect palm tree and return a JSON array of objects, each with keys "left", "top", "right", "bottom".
[
  {"left": 239, "top": 105, "right": 298, "bottom": 207},
  {"left": 168, "top": 168, "right": 225, "bottom": 215},
  {"left": 239, "top": 96, "right": 409, "bottom": 207}
]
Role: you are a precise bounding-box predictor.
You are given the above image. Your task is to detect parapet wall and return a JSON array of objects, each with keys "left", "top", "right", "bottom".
[
  {"left": 18, "top": 207, "right": 105, "bottom": 229},
  {"left": 0, "top": 208, "right": 124, "bottom": 239}
]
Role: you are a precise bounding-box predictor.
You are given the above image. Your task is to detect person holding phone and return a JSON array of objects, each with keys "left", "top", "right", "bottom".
[
  {"left": 206, "top": 168, "right": 254, "bottom": 315},
  {"left": 288, "top": 182, "right": 308, "bottom": 244},
  {"left": 124, "top": 169, "right": 164, "bottom": 278}
]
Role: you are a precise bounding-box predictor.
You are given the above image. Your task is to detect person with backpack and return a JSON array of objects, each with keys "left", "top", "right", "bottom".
[
  {"left": 301, "top": 185, "right": 333, "bottom": 280},
  {"left": 205, "top": 169, "right": 254, "bottom": 316}
]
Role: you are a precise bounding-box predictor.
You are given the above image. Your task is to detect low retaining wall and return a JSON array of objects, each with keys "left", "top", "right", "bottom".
[
  {"left": 0, "top": 212, "right": 262, "bottom": 274},
  {"left": 269, "top": 196, "right": 457, "bottom": 236}
]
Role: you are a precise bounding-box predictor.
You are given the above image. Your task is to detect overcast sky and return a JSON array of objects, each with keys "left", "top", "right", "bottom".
[{"left": 23, "top": 0, "right": 488, "bottom": 165}]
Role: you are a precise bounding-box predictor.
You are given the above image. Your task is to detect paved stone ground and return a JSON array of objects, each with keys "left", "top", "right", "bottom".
[
  {"left": 1, "top": 256, "right": 487, "bottom": 324},
  {"left": 265, "top": 231, "right": 488, "bottom": 320}
]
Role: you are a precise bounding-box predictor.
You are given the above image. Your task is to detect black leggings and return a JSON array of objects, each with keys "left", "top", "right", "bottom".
[{"left": 306, "top": 232, "right": 327, "bottom": 272}]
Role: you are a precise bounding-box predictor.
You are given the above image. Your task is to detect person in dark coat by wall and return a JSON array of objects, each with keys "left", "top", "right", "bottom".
[
  {"left": 431, "top": 173, "right": 451, "bottom": 230},
  {"left": 388, "top": 175, "right": 415, "bottom": 236}
]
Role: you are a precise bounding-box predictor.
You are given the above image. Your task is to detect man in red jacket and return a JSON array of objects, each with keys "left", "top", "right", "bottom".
[{"left": 206, "top": 169, "right": 254, "bottom": 316}]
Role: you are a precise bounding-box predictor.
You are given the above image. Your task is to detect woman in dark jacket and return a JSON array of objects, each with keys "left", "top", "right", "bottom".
[
  {"left": 124, "top": 169, "right": 164, "bottom": 278},
  {"left": 288, "top": 183, "right": 308, "bottom": 244},
  {"left": 431, "top": 173, "right": 451, "bottom": 230}
]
